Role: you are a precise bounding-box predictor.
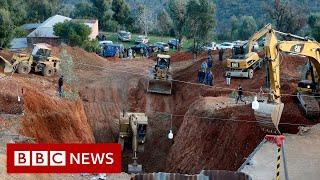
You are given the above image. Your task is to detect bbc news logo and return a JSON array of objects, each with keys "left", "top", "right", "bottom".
[{"left": 7, "top": 144, "right": 121, "bottom": 173}]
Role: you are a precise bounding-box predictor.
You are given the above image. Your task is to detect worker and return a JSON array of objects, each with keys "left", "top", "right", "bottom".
[
  {"left": 58, "top": 75, "right": 64, "bottom": 97},
  {"left": 128, "top": 48, "right": 133, "bottom": 59},
  {"left": 208, "top": 49, "right": 213, "bottom": 60},
  {"left": 207, "top": 56, "right": 213, "bottom": 69},
  {"left": 201, "top": 61, "right": 207, "bottom": 72},
  {"left": 205, "top": 70, "right": 213, "bottom": 86},
  {"left": 236, "top": 84, "right": 246, "bottom": 104},
  {"left": 219, "top": 49, "right": 224, "bottom": 61},
  {"left": 115, "top": 47, "right": 120, "bottom": 58},
  {"left": 198, "top": 69, "right": 205, "bottom": 83},
  {"left": 140, "top": 48, "right": 144, "bottom": 57},
  {"left": 144, "top": 47, "right": 149, "bottom": 58},
  {"left": 226, "top": 72, "right": 231, "bottom": 85}
]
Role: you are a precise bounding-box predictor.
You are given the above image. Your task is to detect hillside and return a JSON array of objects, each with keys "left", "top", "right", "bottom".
[{"left": 62, "top": 0, "right": 320, "bottom": 32}]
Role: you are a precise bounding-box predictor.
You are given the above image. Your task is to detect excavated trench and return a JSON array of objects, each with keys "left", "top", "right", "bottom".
[
  {"left": 73, "top": 53, "right": 313, "bottom": 174},
  {"left": 0, "top": 46, "right": 315, "bottom": 174}
]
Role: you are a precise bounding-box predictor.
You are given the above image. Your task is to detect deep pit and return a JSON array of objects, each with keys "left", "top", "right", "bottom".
[{"left": 0, "top": 46, "right": 316, "bottom": 174}]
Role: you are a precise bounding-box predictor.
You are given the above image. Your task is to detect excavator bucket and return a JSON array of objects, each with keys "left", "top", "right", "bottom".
[
  {"left": 0, "top": 56, "right": 14, "bottom": 73},
  {"left": 147, "top": 79, "right": 172, "bottom": 95},
  {"left": 4, "top": 63, "right": 14, "bottom": 73},
  {"left": 254, "top": 102, "right": 284, "bottom": 134}
]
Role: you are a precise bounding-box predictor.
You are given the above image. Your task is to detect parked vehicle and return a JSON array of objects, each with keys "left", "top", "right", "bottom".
[
  {"left": 217, "top": 42, "right": 234, "bottom": 49},
  {"left": 168, "top": 39, "right": 181, "bottom": 49},
  {"left": 135, "top": 35, "right": 149, "bottom": 44},
  {"left": 203, "top": 42, "right": 218, "bottom": 51},
  {"left": 118, "top": 31, "right": 131, "bottom": 42},
  {"left": 99, "top": 40, "right": 113, "bottom": 46},
  {"left": 102, "top": 44, "right": 125, "bottom": 58},
  {"left": 155, "top": 42, "right": 170, "bottom": 52},
  {"left": 131, "top": 43, "right": 158, "bottom": 54}
]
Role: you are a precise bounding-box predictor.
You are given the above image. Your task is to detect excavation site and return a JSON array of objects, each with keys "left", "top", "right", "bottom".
[{"left": 1, "top": 44, "right": 318, "bottom": 179}]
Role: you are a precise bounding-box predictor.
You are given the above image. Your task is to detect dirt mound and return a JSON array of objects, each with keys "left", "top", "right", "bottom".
[
  {"left": 166, "top": 97, "right": 265, "bottom": 174},
  {"left": 20, "top": 88, "right": 95, "bottom": 143}
]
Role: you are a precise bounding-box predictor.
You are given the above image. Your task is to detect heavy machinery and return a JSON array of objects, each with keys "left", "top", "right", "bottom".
[
  {"left": 0, "top": 43, "right": 60, "bottom": 76},
  {"left": 118, "top": 112, "right": 148, "bottom": 174},
  {"left": 254, "top": 25, "right": 320, "bottom": 134},
  {"left": 225, "top": 24, "right": 273, "bottom": 78},
  {"left": 147, "top": 54, "right": 172, "bottom": 95}
]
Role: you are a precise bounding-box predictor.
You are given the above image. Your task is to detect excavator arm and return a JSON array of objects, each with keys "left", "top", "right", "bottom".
[
  {"left": 255, "top": 25, "right": 320, "bottom": 134},
  {"left": 247, "top": 23, "right": 272, "bottom": 53}
]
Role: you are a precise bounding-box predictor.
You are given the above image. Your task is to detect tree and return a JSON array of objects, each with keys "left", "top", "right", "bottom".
[
  {"left": 184, "top": 0, "right": 215, "bottom": 55},
  {"left": 230, "top": 15, "right": 239, "bottom": 40},
  {"left": 168, "top": 0, "right": 187, "bottom": 51},
  {"left": 136, "top": 4, "right": 153, "bottom": 36},
  {"left": 53, "top": 21, "right": 91, "bottom": 47},
  {"left": 26, "top": 0, "right": 60, "bottom": 22},
  {"left": 265, "top": 0, "right": 306, "bottom": 33},
  {"left": 111, "top": 0, "right": 131, "bottom": 28},
  {"left": 91, "top": 0, "right": 113, "bottom": 30},
  {"left": 0, "top": 8, "right": 14, "bottom": 48},
  {"left": 238, "top": 16, "right": 257, "bottom": 40},
  {"left": 72, "top": 2, "right": 95, "bottom": 19},
  {"left": 157, "top": 10, "right": 173, "bottom": 36},
  {"left": 308, "top": 13, "right": 320, "bottom": 41}
]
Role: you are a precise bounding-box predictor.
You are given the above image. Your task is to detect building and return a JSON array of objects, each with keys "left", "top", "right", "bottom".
[
  {"left": 10, "top": 38, "right": 28, "bottom": 51},
  {"left": 27, "top": 15, "right": 71, "bottom": 47},
  {"left": 72, "top": 19, "right": 99, "bottom": 40},
  {"left": 27, "top": 15, "right": 99, "bottom": 47},
  {"left": 21, "top": 23, "right": 41, "bottom": 34}
]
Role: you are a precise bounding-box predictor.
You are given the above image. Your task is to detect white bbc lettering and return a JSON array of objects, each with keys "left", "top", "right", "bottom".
[
  {"left": 105, "top": 153, "right": 114, "bottom": 164},
  {"left": 82, "top": 153, "right": 90, "bottom": 164},
  {"left": 49, "top": 151, "right": 66, "bottom": 166},
  {"left": 14, "top": 151, "right": 30, "bottom": 166},
  {"left": 70, "top": 153, "right": 80, "bottom": 164},
  {"left": 32, "top": 151, "right": 48, "bottom": 166}
]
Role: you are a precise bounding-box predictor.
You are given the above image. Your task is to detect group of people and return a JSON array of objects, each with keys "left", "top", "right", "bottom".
[{"left": 198, "top": 50, "right": 214, "bottom": 86}]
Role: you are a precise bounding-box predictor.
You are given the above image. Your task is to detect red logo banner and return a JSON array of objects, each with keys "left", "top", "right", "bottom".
[{"left": 7, "top": 144, "right": 121, "bottom": 173}]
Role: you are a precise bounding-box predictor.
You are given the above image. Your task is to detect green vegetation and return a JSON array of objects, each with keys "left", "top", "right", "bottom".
[
  {"left": 53, "top": 21, "right": 91, "bottom": 47},
  {"left": 0, "top": 8, "right": 14, "bottom": 47},
  {"left": 308, "top": 13, "right": 320, "bottom": 41},
  {"left": 184, "top": 0, "right": 215, "bottom": 53}
]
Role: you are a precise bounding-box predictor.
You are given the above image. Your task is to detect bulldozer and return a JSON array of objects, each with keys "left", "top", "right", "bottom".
[
  {"left": 253, "top": 24, "right": 320, "bottom": 134},
  {"left": 147, "top": 54, "right": 172, "bottom": 95},
  {"left": 0, "top": 43, "right": 60, "bottom": 76},
  {"left": 225, "top": 24, "right": 272, "bottom": 79},
  {"left": 118, "top": 112, "right": 148, "bottom": 174}
]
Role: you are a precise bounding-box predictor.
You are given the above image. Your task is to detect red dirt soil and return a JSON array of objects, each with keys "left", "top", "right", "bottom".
[
  {"left": 0, "top": 44, "right": 316, "bottom": 175},
  {"left": 21, "top": 89, "right": 94, "bottom": 143}
]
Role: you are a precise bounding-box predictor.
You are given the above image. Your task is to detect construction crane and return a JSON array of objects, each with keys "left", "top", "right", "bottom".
[
  {"left": 0, "top": 43, "right": 60, "bottom": 76},
  {"left": 147, "top": 54, "right": 172, "bottom": 95},
  {"left": 118, "top": 112, "right": 148, "bottom": 173},
  {"left": 254, "top": 25, "right": 320, "bottom": 134},
  {"left": 225, "top": 24, "right": 272, "bottom": 78}
]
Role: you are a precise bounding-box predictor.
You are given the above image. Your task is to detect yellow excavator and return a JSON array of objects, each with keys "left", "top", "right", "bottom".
[
  {"left": 147, "top": 54, "right": 172, "bottom": 95},
  {"left": 118, "top": 112, "right": 148, "bottom": 173},
  {"left": 254, "top": 25, "right": 320, "bottom": 134},
  {"left": 225, "top": 24, "right": 272, "bottom": 78}
]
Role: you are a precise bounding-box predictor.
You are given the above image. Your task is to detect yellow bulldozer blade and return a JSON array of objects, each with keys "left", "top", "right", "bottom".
[
  {"left": 4, "top": 64, "right": 14, "bottom": 73},
  {"left": 147, "top": 79, "right": 172, "bottom": 95},
  {"left": 254, "top": 102, "right": 284, "bottom": 134}
]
